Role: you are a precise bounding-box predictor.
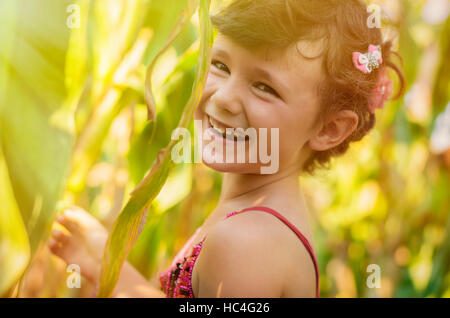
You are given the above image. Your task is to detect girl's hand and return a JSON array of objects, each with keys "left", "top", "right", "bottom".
[{"left": 48, "top": 206, "right": 109, "bottom": 285}]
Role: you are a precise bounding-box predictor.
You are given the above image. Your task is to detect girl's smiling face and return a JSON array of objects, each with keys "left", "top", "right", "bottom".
[{"left": 194, "top": 33, "right": 325, "bottom": 174}]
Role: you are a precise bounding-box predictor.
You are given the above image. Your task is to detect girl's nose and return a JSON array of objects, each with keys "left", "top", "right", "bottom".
[{"left": 211, "top": 80, "right": 244, "bottom": 116}]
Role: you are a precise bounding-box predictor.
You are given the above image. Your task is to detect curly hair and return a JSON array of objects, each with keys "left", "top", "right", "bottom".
[{"left": 210, "top": 0, "right": 405, "bottom": 174}]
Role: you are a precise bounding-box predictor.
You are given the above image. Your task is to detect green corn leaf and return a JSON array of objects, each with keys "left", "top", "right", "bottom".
[
  {"left": 0, "top": 2, "right": 30, "bottom": 295},
  {"left": 66, "top": 28, "right": 152, "bottom": 195},
  {"left": 96, "top": 0, "right": 213, "bottom": 298},
  {"left": 0, "top": 0, "right": 73, "bottom": 257},
  {"left": 0, "top": 144, "right": 30, "bottom": 297},
  {"left": 143, "top": 0, "right": 197, "bottom": 122},
  {"left": 0, "top": 0, "right": 70, "bottom": 295}
]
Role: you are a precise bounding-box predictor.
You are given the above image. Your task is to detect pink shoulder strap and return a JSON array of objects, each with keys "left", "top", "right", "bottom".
[{"left": 225, "top": 206, "right": 320, "bottom": 298}]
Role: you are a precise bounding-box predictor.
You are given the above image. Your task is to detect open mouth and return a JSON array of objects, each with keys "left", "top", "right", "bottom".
[{"left": 207, "top": 115, "right": 250, "bottom": 142}]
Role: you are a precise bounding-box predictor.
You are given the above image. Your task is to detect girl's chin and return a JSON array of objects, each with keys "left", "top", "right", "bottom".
[{"left": 201, "top": 159, "right": 261, "bottom": 174}]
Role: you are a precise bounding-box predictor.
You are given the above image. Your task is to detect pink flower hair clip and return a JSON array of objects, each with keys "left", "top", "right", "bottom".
[
  {"left": 353, "top": 45, "right": 392, "bottom": 114},
  {"left": 353, "top": 44, "right": 383, "bottom": 74},
  {"left": 368, "top": 67, "right": 393, "bottom": 114}
]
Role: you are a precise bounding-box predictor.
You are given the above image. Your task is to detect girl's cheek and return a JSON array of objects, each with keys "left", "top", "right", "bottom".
[
  {"left": 206, "top": 74, "right": 222, "bottom": 89},
  {"left": 199, "top": 76, "right": 216, "bottom": 104},
  {"left": 202, "top": 76, "right": 218, "bottom": 97}
]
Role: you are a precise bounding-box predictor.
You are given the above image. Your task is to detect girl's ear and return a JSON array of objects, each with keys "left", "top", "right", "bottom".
[{"left": 308, "top": 110, "right": 359, "bottom": 152}]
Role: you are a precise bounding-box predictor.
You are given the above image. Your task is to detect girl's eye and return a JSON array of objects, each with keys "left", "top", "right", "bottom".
[
  {"left": 211, "top": 60, "right": 230, "bottom": 73},
  {"left": 254, "top": 83, "right": 280, "bottom": 98}
]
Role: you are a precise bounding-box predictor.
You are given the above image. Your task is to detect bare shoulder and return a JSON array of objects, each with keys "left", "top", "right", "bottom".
[
  {"left": 195, "top": 209, "right": 317, "bottom": 298},
  {"left": 232, "top": 209, "right": 317, "bottom": 298},
  {"left": 195, "top": 211, "right": 285, "bottom": 297}
]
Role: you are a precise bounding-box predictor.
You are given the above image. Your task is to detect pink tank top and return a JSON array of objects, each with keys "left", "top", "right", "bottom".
[{"left": 159, "top": 206, "right": 320, "bottom": 298}]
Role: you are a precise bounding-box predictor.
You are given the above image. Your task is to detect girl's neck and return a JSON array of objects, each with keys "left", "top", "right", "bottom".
[{"left": 217, "top": 164, "right": 305, "bottom": 213}]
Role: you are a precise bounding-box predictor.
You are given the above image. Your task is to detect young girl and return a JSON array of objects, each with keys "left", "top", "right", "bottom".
[{"left": 48, "top": 0, "right": 404, "bottom": 298}]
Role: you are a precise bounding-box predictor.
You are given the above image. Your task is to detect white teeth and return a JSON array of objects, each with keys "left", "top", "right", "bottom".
[
  {"left": 208, "top": 116, "right": 247, "bottom": 140},
  {"left": 214, "top": 124, "right": 225, "bottom": 134},
  {"left": 234, "top": 130, "right": 245, "bottom": 138}
]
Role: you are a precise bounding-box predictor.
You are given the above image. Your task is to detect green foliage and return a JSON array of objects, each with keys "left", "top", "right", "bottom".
[
  {"left": 0, "top": 0, "right": 448, "bottom": 298},
  {"left": 0, "top": 142, "right": 30, "bottom": 297},
  {"left": 0, "top": 0, "right": 73, "bottom": 295}
]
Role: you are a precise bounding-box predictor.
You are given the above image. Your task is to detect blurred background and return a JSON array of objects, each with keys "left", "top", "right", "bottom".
[{"left": 0, "top": 0, "right": 449, "bottom": 298}]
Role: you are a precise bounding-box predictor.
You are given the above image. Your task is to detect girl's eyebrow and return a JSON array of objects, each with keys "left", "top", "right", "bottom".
[{"left": 213, "top": 48, "right": 230, "bottom": 59}]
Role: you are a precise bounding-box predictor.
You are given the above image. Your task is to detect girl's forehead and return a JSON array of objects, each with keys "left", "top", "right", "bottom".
[
  {"left": 212, "top": 34, "right": 324, "bottom": 83},
  {"left": 213, "top": 34, "right": 324, "bottom": 70},
  {"left": 213, "top": 34, "right": 286, "bottom": 63}
]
